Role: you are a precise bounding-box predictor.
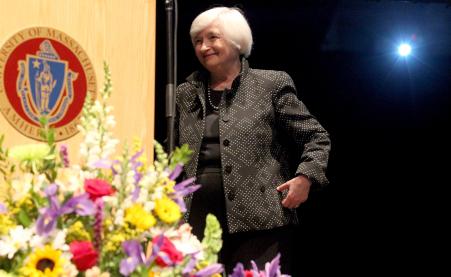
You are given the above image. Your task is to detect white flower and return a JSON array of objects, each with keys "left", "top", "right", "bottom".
[
  {"left": 105, "top": 115, "right": 116, "bottom": 128},
  {"left": 92, "top": 101, "right": 103, "bottom": 113},
  {"left": 85, "top": 266, "right": 110, "bottom": 277},
  {"left": 0, "top": 241, "right": 16, "bottom": 259},
  {"left": 10, "top": 175, "right": 31, "bottom": 202},
  {"left": 143, "top": 201, "right": 155, "bottom": 213},
  {"left": 103, "top": 195, "right": 118, "bottom": 207},
  {"left": 151, "top": 186, "right": 164, "bottom": 200},
  {"left": 52, "top": 230, "right": 69, "bottom": 251},
  {"left": 54, "top": 167, "right": 84, "bottom": 195},
  {"left": 122, "top": 197, "right": 133, "bottom": 209},
  {"left": 137, "top": 188, "right": 149, "bottom": 204},
  {"left": 79, "top": 143, "right": 88, "bottom": 158},
  {"left": 172, "top": 223, "right": 204, "bottom": 259},
  {"left": 114, "top": 209, "right": 124, "bottom": 226},
  {"left": 0, "top": 226, "right": 33, "bottom": 258},
  {"left": 29, "top": 233, "right": 45, "bottom": 249},
  {"left": 126, "top": 170, "right": 135, "bottom": 186},
  {"left": 111, "top": 174, "right": 122, "bottom": 189},
  {"left": 62, "top": 252, "right": 78, "bottom": 277},
  {"left": 32, "top": 174, "right": 48, "bottom": 193}
]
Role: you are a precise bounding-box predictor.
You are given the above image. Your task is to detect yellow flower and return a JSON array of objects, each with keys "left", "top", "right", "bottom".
[
  {"left": 21, "top": 245, "right": 65, "bottom": 277},
  {"left": 125, "top": 204, "right": 156, "bottom": 230},
  {"left": 148, "top": 271, "right": 160, "bottom": 277},
  {"left": 103, "top": 230, "right": 129, "bottom": 253},
  {"left": 154, "top": 196, "right": 181, "bottom": 224},
  {"left": 0, "top": 214, "right": 14, "bottom": 235},
  {"left": 66, "top": 221, "right": 91, "bottom": 243},
  {"left": 163, "top": 179, "right": 176, "bottom": 194},
  {"left": 196, "top": 260, "right": 209, "bottom": 270}
]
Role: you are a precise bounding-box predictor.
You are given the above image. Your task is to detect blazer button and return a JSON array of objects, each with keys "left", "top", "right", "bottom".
[
  {"left": 260, "top": 186, "right": 265, "bottom": 193},
  {"left": 223, "top": 139, "right": 230, "bottom": 146},
  {"left": 222, "top": 114, "right": 229, "bottom": 122},
  {"left": 225, "top": 165, "right": 233, "bottom": 174},
  {"left": 227, "top": 190, "right": 235, "bottom": 201}
]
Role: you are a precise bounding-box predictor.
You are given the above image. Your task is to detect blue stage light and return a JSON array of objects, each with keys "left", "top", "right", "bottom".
[{"left": 398, "top": 43, "right": 412, "bottom": 57}]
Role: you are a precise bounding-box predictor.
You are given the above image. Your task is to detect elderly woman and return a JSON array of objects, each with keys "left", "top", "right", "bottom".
[{"left": 175, "top": 6, "right": 331, "bottom": 274}]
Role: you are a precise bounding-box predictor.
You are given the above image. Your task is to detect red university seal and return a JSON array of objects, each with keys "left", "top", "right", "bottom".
[{"left": 0, "top": 27, "right": 96, "bottom": 141}]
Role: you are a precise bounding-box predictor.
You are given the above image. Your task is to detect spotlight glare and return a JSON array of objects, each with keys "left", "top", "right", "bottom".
[{"left": 398, "top": 43, "right": 412, "bottom": 57}]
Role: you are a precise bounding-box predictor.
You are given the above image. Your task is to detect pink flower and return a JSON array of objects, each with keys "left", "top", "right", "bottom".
[
  {"left": 152, "top": 235, "right": 183, "bottom": 267},
  {"left": 84, "top": 178, "right": 115, "bottom": 201},
  {"left": 244, "top": 270, "right": 254, "bottom": 277},
  {"left": 70, "top": 241, "right": 98, "bottom": 271}
]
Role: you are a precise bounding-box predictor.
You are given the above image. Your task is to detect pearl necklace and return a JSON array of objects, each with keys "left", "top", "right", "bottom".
[{"left": 207, "top": 86, "right": 219, "bottom": 110}]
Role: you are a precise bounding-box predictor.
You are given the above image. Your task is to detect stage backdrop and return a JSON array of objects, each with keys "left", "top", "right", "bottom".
[{"left": 0, "top": 0, "right": 156, "bottom": 161}]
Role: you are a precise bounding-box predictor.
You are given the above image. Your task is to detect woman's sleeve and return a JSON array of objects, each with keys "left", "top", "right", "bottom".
[{"left": 272, "top": 72, "right": 331, "bottom": 188}]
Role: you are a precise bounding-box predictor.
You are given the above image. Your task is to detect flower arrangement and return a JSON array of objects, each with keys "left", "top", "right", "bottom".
[
  {"left": 0, "top": 63, "right": 288, "bottom": 277},
  {"left": 0, "top": 63, "right": 224, "bottom": 277}
]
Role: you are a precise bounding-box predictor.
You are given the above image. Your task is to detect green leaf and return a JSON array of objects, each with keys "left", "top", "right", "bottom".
[
  {"left": 43, "top": 154, "right": 56, "bottom": 160},
  {"left": 169, "top": 144, "right": 193, "bottom": 170},
  {"left": 17, "top": 209, "right": 31, "bottom": 227}
]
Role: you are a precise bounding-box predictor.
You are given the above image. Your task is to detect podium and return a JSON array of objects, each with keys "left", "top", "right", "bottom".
[{"left": 0, "top": 0, "right": 156, "bottom": 161}]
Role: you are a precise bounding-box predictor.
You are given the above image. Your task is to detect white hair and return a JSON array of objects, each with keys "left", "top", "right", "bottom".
[{"left": 190, "top": 7, "right": 253, "bottom": 58}]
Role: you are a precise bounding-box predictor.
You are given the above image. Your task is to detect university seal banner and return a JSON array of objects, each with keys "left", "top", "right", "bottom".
[{"left": 0, "top": 27, "right": 96, "bottom": 141}]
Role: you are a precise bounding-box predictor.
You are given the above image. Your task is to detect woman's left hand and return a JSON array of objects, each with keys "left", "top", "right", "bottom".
[{"left": 276, "top": 175, "right": 312, "bottom": 209}]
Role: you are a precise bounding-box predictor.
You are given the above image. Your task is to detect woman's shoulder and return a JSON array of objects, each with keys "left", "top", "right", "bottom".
[
  {"left": 248, "top": 68, "right": 294, "bottom": 86},
  {"left": 177, "top": 71, "right": 203, "bottom": 90},
  {"left": 250, "top": 68, "right": 291, "bottom": 78}
]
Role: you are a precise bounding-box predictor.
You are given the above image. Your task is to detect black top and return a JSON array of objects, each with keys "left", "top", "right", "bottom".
[
  {"left": 197, "top": 88, "right": 222, "bottom": 168},
  {"left": 189, "top": 89, "right": 227, "bottom": 239}
]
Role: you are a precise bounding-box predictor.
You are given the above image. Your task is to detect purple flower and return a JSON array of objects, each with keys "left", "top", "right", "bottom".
[
  {"left": 230, "top": 254, "right": 289, "bottom": 277},
  {"left": 169, "top": 164, "right": 183, "bottom": 180},
  {"left": 123, "top": 240, "right": 146, "bottom": 264},
  {"left": 182, "top": 255, "right": 198, "bottom": 275},
  {"left": 119, "top": 236, "right": 168, "bottom": 275},
  {"left": 36, "top": 207, "right": 59, "bottom": 235},
  {"left": 44, "top": 183, "right": 59, "bottom": 207},
  {"left": 265, "top": 253, "right": 283, "bottom": 277},
  {"left": 230, "top": 263, "right": 246, "bottom": 277},
  {"left": 131, "top": 186, "right": 141, "bottom": 202},
  {"left": 37, "top": 184, "right": 61, "bottom": 235},
  {"left": 130, "top": 149, "right": 144, "bottom": 179},
  {"left": 173, "top": 177, "right": 200, "bottom": 212},
  {"left": 90, "top": 159, "right": 113, "bottom": 169},
  {"left": 120, "top": 256, "right": 140, "bottom": 276},
  {"left": 120, "top": 240, "right": 147, "bottom": 276},
  {"left": 45, "top": 183, "right": 58, "bottom": 196},
  {"left": 194, "top": 263, "right": 223, "bottom": 277},
  {"left": 173, "top": 177, "right": 199, "bottom": 196},
  {"left": 111, "top": 159, "right": 121, "bottom": 175},
  {"left": 0, "top": 203, "right": 7, "bottom": 214},
  {"left": 59, "top": 144, "right": 70, "bottom": 167},
  {"left": 60, "top": 194, "right": 95, "bottom": 216},
  {"left": 37, "top": 185, "right": 95, "bottom": 236},
  {"left": 93, "top": 199, "right": 104, "bottom": 251},
  {"left": 129, "top": 149, "right": 144, "bottom": 201}
]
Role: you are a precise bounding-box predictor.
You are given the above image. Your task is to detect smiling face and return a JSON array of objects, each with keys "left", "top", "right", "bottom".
[{"left": 193, "top": 23, "right": 240, "bottom": 73}]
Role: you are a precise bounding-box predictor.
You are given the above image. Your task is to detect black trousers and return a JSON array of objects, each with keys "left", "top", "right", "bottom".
[
  {"left": 220, "top": 225, "right": 295, "bottom": 275},
  {"left": 189, "top": 168, "right": 294, "bottom": 275}
]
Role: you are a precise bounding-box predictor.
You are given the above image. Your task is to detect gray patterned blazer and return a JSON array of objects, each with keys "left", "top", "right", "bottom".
[{"left": 176, "top": 59, "right": 330, "bottom": 233}]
